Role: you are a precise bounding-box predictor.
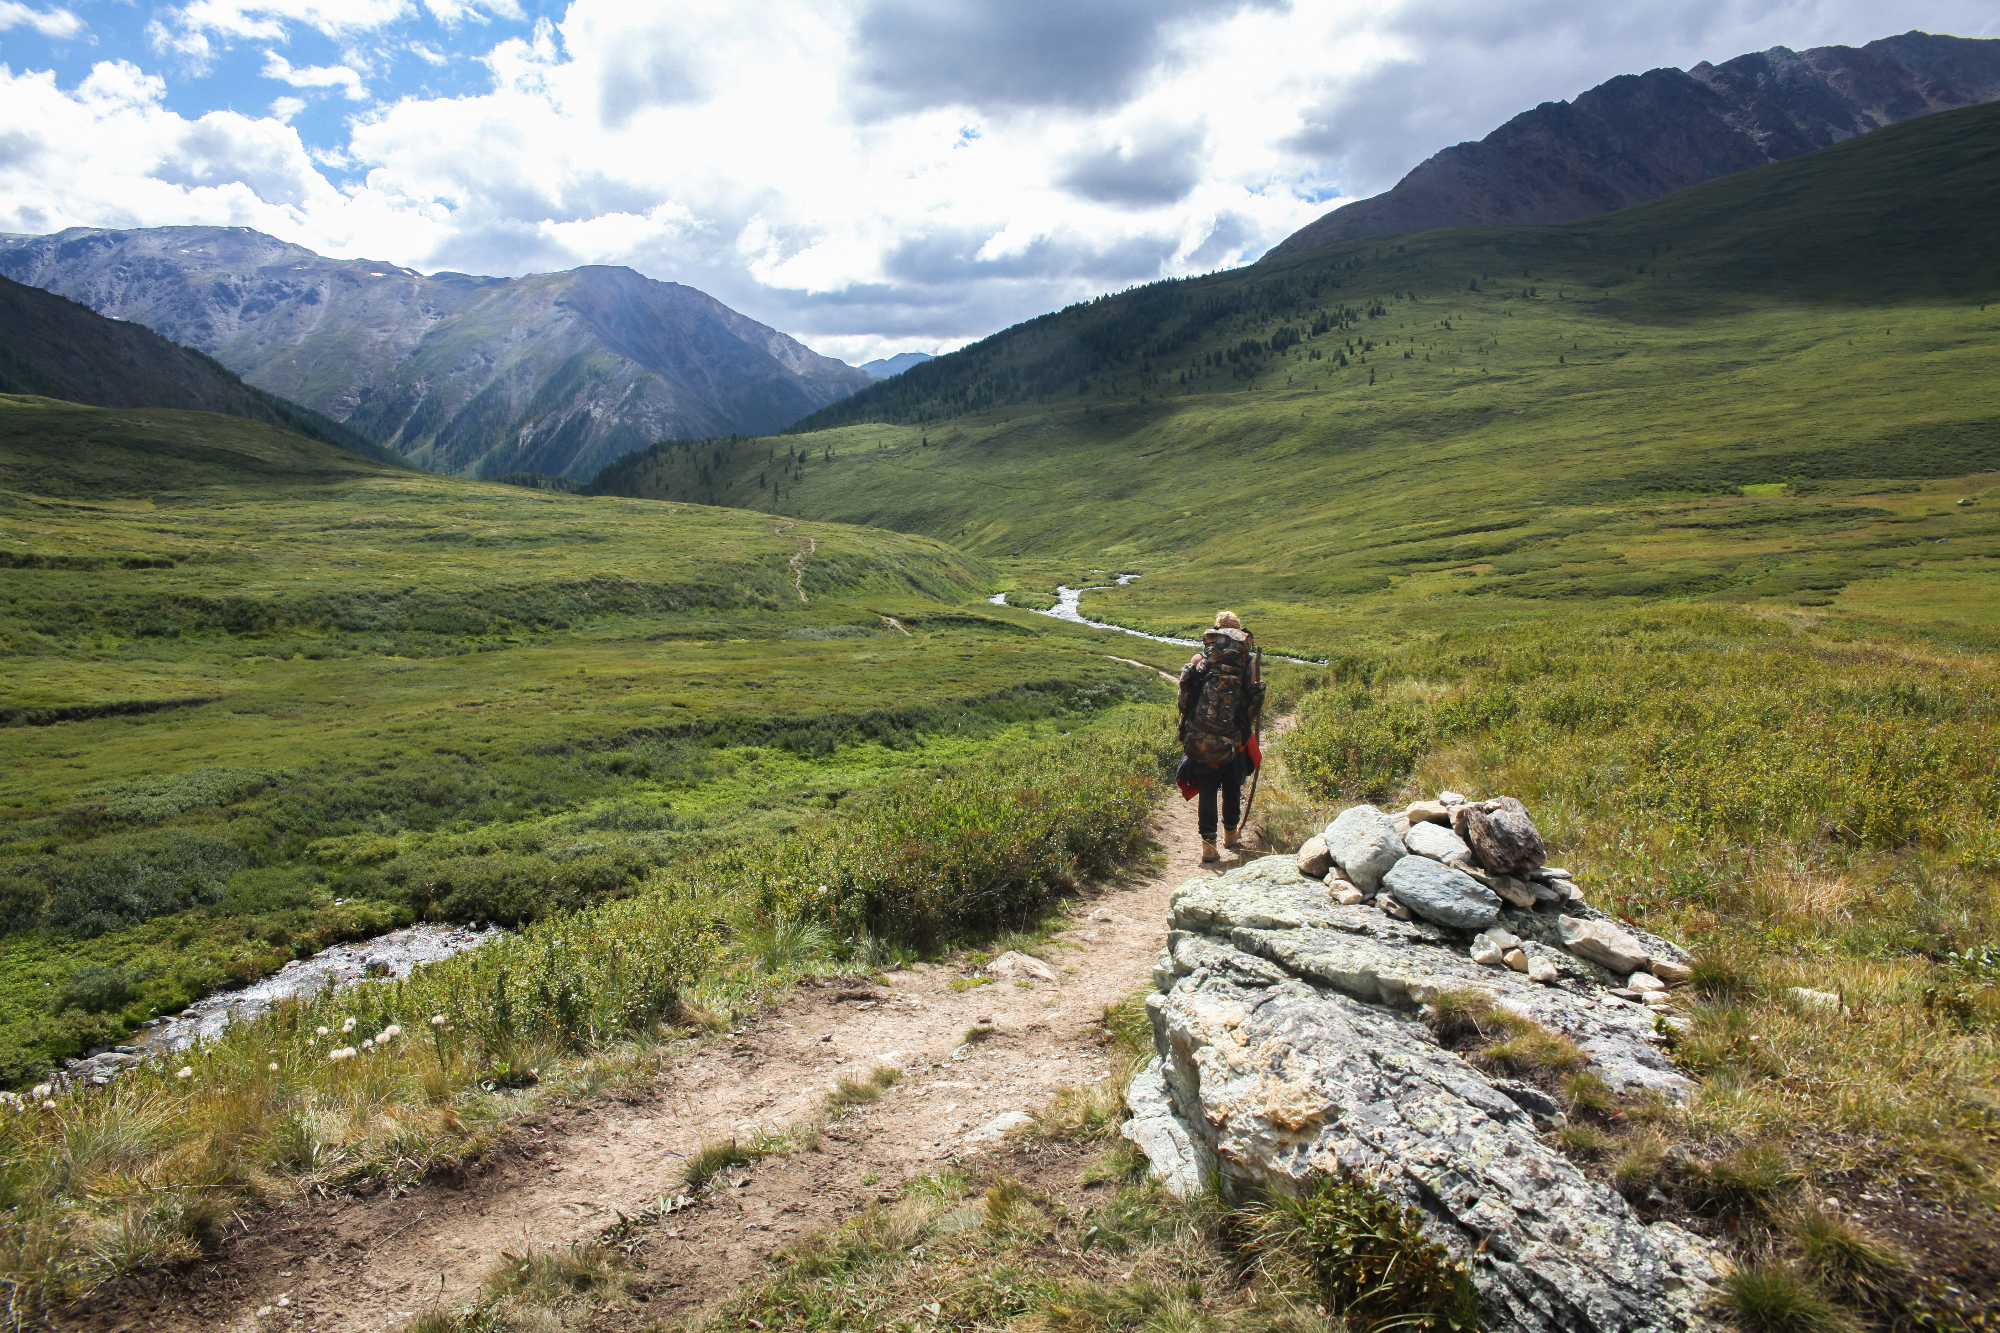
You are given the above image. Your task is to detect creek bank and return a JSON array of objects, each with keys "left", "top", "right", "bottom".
[
  {"left": 61, "top": 923, "right": 502, "bottom": 1088},
  {"left": 1125, "top": 792, "right": 1718, "bottom": 1333}
]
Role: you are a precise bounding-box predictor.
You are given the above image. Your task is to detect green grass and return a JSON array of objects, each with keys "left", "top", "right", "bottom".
[
  {"left": 592, "top": 102, "right": 2000, "bottom": 662},
  {"left": 1265, "top": 604, "right": 2000, "bottom": 1328},
  {"left": 0, "top": 706, "right": 1174, "bottom": 1319},
  {"left": 0, "top": 396, "right": 1191, "bottom": 1078}
]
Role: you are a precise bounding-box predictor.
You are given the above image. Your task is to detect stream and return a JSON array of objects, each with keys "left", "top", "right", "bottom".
[
  {"left": 990, "top": 575, "right": 1324, "bottom": 663},
  {"left": 64, "top": 923, "right": 504, "bottom": 1084}
]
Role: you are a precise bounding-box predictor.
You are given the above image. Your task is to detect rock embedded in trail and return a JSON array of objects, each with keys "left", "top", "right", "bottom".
[
  {"left": 1452, "top": 796, "right": 1548, "bottom": 876},
  {"left": 986, "top": 950, "right": 1058, "bottom": 983},
  {"left": 1125, "top": 800, "right": 1715, "bottom": 1333},
  {"left": 1381, "top": 856, "right": 1501, "bottom": 930},
  {"left": 1323, "top": 805, "right": 1406, "bottom": 893}
]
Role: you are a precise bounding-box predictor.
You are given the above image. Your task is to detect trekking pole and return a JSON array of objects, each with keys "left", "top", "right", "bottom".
[{"left": 1241, "top": 648, "right": 1265, "bottom": 829}]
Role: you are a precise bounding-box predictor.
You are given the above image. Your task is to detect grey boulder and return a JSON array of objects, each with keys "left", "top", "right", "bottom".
[
  {"left": 1382, "top": 856, "right": 1502, "bottom": 930},
  {"left": 1131, "top": 855, "right": 1713, "bottom": 1331},
  {"left": 1403, "top": 819, "right": 1472, "bottom": 864},
  {"left": 1559, "top": 916, "right": 1651, "bottom": 974},
  {"left": 1323, "top": 805, "right": 1405, "bottom": 892}
]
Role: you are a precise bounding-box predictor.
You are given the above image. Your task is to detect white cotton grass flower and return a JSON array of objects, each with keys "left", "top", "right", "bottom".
[
  {"left": 341, "top": 1017, "right": 357, "bottom": 1033},
  {"left": 379, "top": 1024, "right": 401, "bottom": 1041},
  {"left": 329, "top": 1047, "right": 357, "bottom": 1062},
  {"left": 430, "top": 1014, "right": 447, "bottom": 1027},
  {"left": 176, "top": 1067, "right": 193, "bottom": 1079},
  {"left": 30, "top": 1083, "right": 51, "bottom": 1100},
  {"left": 42, "top": 1101, "right": 56, "bottom": 1111},
  {"left": 315, "top": 1026, "right": 329, "bottom": 1037},
  {"left": 360, "top": 1038, "right": 374, "bottom": 1051},
  {"left": 268, "top": 1063, "right": 280, "bottom": 1073}
]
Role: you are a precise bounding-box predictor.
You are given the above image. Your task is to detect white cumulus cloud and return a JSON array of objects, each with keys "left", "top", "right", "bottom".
[
  {"left": 1, "top": 0, "right": 1996, "bottom": 365},
  {"left": 262, "top": 51, "right": 367, "bottom": 100},
  {"left": 0, "top": 2, "right": 82, "bottom": 39}
]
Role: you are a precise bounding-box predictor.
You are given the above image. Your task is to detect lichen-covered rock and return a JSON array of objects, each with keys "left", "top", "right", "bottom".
[
  {"left": 1121, "top": 1057, "right": 1212, "bottom": 1195},
  {"left": 1453, "top": 796, "right": 1548, "bottom": 876},
  {"left": 1382, "top": 856, "right": 1501, "bottom": 930},
  {"left": 1323, "top": 805, "right": 1405, "bottom": 893},
  {"left": 1403, "top": 819, "right": 1472, "bottom": 864},
  {"left": 1296, "top": 834, "right": 1333, "bottom": 880},
  {"left": 1127, "top": 855, "right": 1709, "bottom": 1333},
  {"left": 1560, "top": 916, "right": 1651, "bottom": 974}
]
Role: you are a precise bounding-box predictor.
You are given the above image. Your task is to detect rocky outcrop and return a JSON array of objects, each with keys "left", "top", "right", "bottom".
[
  {"left": 0, "top": 227, "right": 875, "bottom": 481},
  {"left": 1124, "top": 795, "right": 1713, "bottom": 1332},
  {"left": 1266, "top": 31, "right": 2000, "bottom": 259}
]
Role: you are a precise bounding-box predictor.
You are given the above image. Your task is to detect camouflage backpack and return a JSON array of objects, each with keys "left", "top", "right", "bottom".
[{"left": 1181, "top": 627, "right": 1257, "bottom": 766}]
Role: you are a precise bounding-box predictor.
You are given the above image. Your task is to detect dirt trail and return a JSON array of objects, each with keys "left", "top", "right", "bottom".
[{"left": 65, "top": 802, "right": 1262, "bottom": 1333}]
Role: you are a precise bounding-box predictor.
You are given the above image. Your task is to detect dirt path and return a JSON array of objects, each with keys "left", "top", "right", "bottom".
[{"left": 64, "top": 800, "right": 1260, "bottom": 1333}]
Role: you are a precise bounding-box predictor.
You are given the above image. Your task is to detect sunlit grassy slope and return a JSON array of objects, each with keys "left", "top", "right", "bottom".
[
  {"left": 593, "top": 101, "right": 2000, "bottom": 659},
  {"left": 0, "top": 398, "right": 1194, "bottom": 1079}
]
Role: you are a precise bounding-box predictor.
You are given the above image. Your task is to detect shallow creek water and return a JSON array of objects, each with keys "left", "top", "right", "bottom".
[
  {"left": 990, "top": 575, "right": 1323, "bottom": 663},
  {"left": 133, "top": 923, "right": 503, "bottom": 1056}
]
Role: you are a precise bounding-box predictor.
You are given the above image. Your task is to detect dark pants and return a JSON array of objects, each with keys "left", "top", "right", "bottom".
[{"left": 1190, "top": 765, "right": 1242, "bottom": 842}]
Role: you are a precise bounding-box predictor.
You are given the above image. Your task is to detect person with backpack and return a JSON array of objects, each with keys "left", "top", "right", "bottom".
[{"left": 1175, "top": 611, "right": 1266, "bottom": 862}]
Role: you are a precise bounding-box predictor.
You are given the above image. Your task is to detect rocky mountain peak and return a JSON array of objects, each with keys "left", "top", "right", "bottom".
[
  {"left": 1266, "top": 30, "right": 2000, "bottom": 259},
  {"left": 0, "top": 227, "right": 872, "bottom": 480}
]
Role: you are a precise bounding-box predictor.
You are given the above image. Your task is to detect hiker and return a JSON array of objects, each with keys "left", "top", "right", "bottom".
[{"left": 1175, "top": 611, "right": 1265, "bottom": 862}]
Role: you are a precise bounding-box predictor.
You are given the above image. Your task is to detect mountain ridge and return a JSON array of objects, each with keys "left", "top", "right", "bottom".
[
  {"left": 1266, "top": 29, "right": 2000, "bottom": 259},
  {"left": 0, "top": 274, "right": 406, "bottom": 468},
  {"left": 0, "top": 227, "right": 873, "bottom": 481},
  {"left": 860, "top": 352, "right": 937, "bottom": 379}
]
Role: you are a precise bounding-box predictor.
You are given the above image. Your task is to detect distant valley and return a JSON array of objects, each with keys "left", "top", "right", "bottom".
[{"left": 0, "top": 228, "right": 874, "bottom": 480}]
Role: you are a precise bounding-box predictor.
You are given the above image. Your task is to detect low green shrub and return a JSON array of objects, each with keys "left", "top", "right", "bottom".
[
  {"left": 0, "top": 706, "right": 1172, "bottom": 1318},
  {"left": 1240, "top": 1171, "right": 1480, "bottom": 1333}
]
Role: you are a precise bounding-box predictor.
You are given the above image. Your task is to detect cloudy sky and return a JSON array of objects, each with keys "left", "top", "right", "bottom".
[{"left": 0, "top": 0, "right": 1992, "bottom": 364}]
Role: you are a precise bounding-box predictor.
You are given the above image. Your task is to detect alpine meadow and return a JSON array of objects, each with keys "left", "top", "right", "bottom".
[{"left": 0, "top": 37, "right": 1995, "bottom": 1333}]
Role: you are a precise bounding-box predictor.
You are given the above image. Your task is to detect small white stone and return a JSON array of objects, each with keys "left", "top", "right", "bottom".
[
  {"left": 1470, "top": 941, "right": 1506, "bottom": 967},
  {"left": 1527, "top": 957, "right": 1561, "bottom": 984},
  {"left": 1438, "top": 790, "right": 1467, "bottom": 806},
  {"left": 1476, "top": 927, "right": 1521, "bottom": 951},
  {"left": 1503, "top": 948, "right": 1530, "bottom": 973},
  {"left": 1627, "top": 972, "right": 1667, "bottom": 993},
  {"left": 1381, "top": 896, "right": 1413, "bottom": 921},
  {"left": 1331, "top": 882, "right": 1366, "bottom": 905},
  {"left": 1789, "top": 986, "right": 1842, "bottom": 1012},
  {"left": 1641, "top": 991, "right": 1673, "bottom": 1008},
  {"left": 963, "top": 1110, "right": 1034, "bottom": 1144}
]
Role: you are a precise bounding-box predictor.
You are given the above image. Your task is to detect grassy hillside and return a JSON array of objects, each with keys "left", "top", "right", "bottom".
[
  {"left": 0, "top": 400, "right": 1196, "bottom": 1081},
  {"left": 0, "top": 277, "right": 406, "bottom": 467},
  {"left": 592, "top": 101, "right": 2000, "bottom": 660}
]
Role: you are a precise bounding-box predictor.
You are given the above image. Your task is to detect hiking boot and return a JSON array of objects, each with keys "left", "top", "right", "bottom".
[
  {"left": 1222, "top": 827, "right": 1241, "bottom": 850},
  {"left": 1201, "top": 839, "right": 1220, "bottom": 863}
]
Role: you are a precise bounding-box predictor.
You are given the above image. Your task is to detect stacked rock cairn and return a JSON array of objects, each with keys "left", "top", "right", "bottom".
[{"left": 1300, "top": 792, "right": 1691, "bottom": 1011}]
